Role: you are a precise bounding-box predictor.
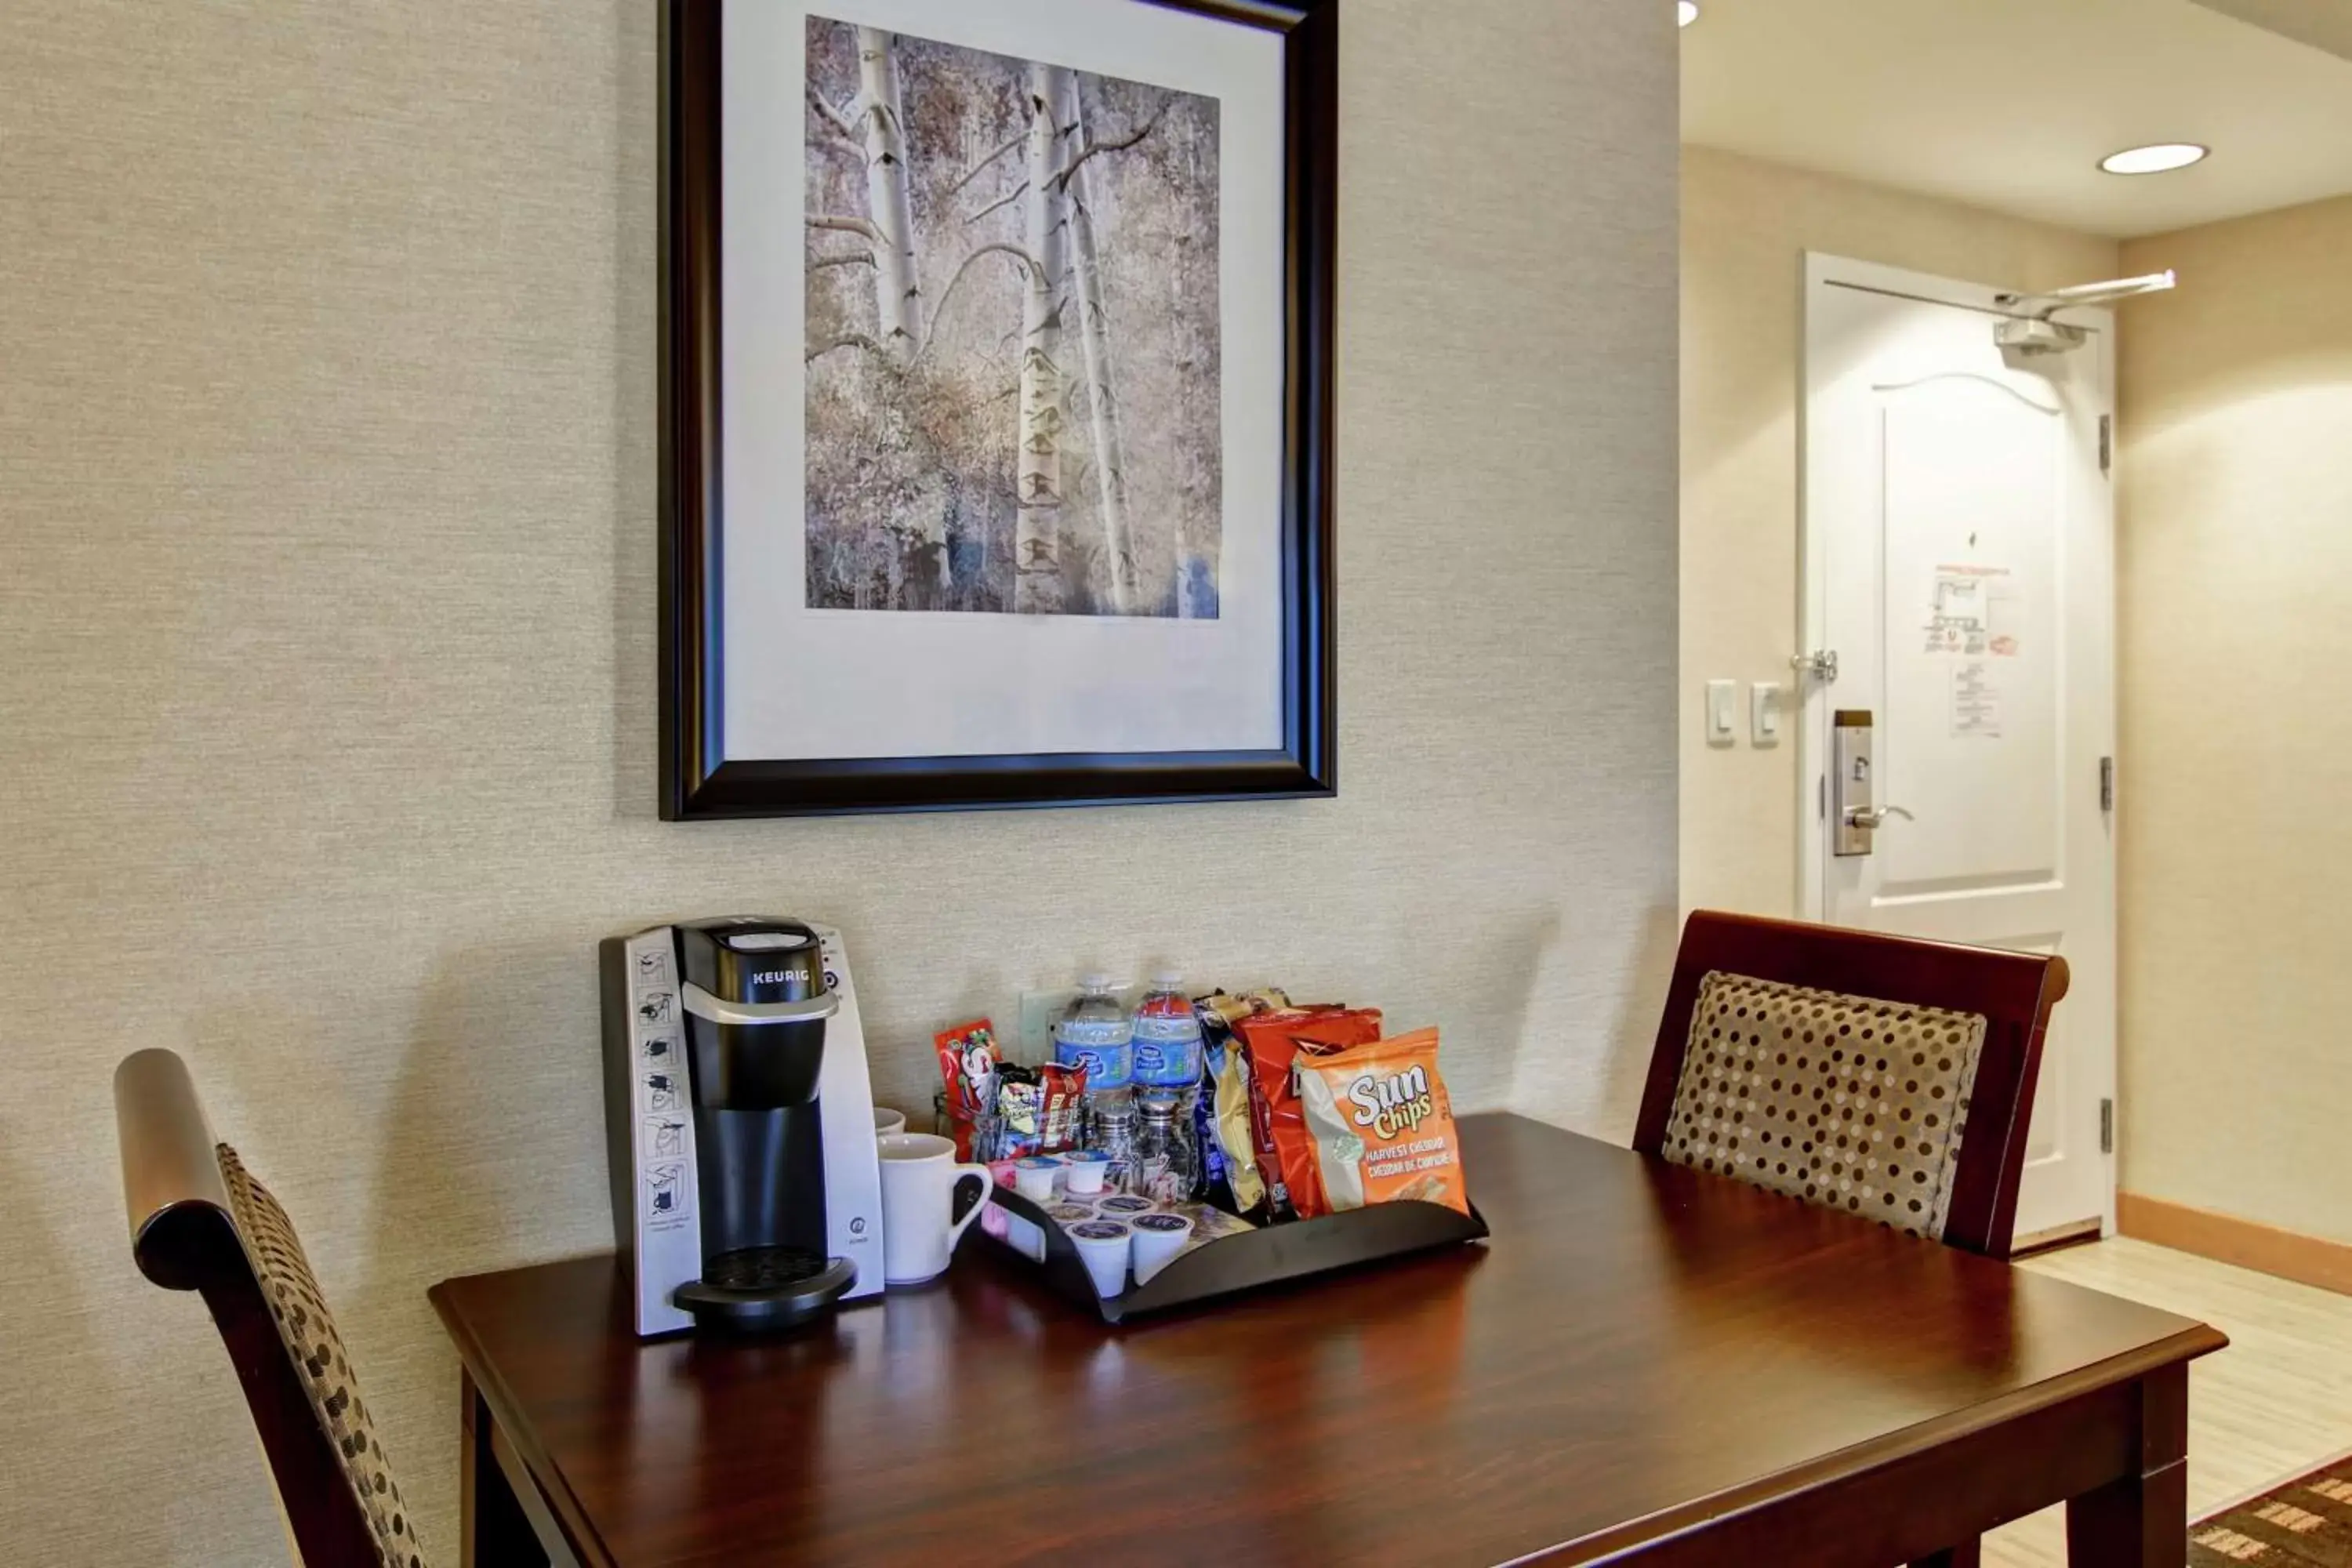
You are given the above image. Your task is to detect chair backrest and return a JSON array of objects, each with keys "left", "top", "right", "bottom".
[
  {"left": 114, "top": 1048, "right": 430, "bottom": 1568},
  {"left": 1632, "top": 911, "right": 2071, "bottom": 1260}
]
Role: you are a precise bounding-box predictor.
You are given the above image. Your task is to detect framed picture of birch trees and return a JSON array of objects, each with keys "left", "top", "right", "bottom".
[{"left": 659, "top": 0, "right": 1335, "bottom": 818}]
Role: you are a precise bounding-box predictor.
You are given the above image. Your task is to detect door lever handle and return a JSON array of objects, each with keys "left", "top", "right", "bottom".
[{"left": 1845, "top": 804, "right": 1914, "bottom": 830}]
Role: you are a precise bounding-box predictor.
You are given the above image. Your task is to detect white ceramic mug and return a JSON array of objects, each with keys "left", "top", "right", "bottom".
[
  {"left": 873, "top": 1106, "right": 907, "bottom": 1137},
  {"left": 877, "top": 1132, "right": 995, "bottom": 1285}
]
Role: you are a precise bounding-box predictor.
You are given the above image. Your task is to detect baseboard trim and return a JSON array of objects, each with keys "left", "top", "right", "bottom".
[
  {"left": 2013, "top": 1218, "right": 2104, "bottom": 1258},
  {"left": 2117, "top": 1191, "right": 2352, "bottom": 1298}
]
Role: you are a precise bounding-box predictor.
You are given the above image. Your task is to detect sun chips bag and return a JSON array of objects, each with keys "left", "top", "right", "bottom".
[{"left": 1293, "top": 1029, "right": 1470, "bottom": 1216}]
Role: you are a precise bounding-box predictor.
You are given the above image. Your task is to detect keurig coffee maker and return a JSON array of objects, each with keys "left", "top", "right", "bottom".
[{"left": 601, "top": 916, "right": 887, "bottom": 1336}]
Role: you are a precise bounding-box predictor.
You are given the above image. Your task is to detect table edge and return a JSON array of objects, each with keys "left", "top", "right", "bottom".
[
  {"left": 424, "top": 1118, "right": 2232, "bottom": 1568},
  {"left": 430, "top": 1278, "right": 619, "bottom": 1568},
  {"left": 1528, "top": 1322, "right": 2229, "bottom": 1563}
]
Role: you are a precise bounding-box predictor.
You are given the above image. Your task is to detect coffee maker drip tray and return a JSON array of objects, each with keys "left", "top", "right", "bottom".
[{"left": 673, "top": 1247, "right": 858, "bottom": 1332}]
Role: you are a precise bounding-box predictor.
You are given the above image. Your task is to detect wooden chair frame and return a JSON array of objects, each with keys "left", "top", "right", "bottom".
[
  {"left": 114, "top": 1047, "right": 385, "bottom": 1567},
  {"left": 1633, "top": 910, "right": 2071, "bottom": 1261}
]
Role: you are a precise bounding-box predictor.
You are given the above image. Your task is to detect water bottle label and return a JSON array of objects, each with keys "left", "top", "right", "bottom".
[
  {"left": 1054, "top": 1019, "right": 1133, "bottom": 1089},
  {"left": 1131, "top": 1014, "right": 1204, "bottom": 1087}
]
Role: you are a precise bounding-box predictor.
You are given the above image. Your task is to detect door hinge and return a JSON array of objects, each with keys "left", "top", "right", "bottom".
[
  {"left": 2099, "top": 414, "right": 2112, "bottom": 478},
  {"left": 2100, "top": 1098, "right": 2114, "bottom": 1155},
  {"left": 1791, "top": 649, "right": 1839, "bottom": 684},
  {"left": 2099, "top": 756, "right": 2115, "bottom": 812}
]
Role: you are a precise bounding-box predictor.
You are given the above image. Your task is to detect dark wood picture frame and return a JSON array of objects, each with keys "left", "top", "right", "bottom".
[{"left": 659, "top": 0, "right": 1338, "bottom": 820}]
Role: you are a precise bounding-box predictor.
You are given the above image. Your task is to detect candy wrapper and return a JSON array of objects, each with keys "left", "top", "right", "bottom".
[
  {"left": 935, "top": 1019, "right": 1000, "bottom": 1160},
  {"left": 1236, "top": 1007, "right": 1384, "bottom": 1221},
  {"left": 1294, "top": 1028, "right": 1470, "bottom": 1216},
  {"left": 993, "top": 1062, "right": 1088, "bottom": 1158}
]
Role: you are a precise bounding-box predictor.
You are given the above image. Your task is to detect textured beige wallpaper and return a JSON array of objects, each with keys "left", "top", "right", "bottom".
[
  {"left": 2115, "top": 196, "right": 2352, "bottom": 1247},
  {"left": 0, "top": 2, "right": 1677, "bottom": 1561},
  {"left": 1679, "top": 147, "right": 2119, "bottom": 916}
]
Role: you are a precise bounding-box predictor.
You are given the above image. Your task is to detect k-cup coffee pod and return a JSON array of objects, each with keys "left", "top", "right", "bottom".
[
  {"left": 1011, "top": 1156, "right": 1063, "bottom": 1202},
  {"left": 1061, "top": 1149, "right": 1112, "bottom": 1196},
  {"left": 1094, "top": 1193, "right": 1153, "bottom": 1216},
  {"left": 1044, "top": 1202, "right": 1098, "bottom": 1228},
  {"left": 1127, "top": 1210, "right": 1195, "bottom": 1284},
  {"left": 1068, "top": 1220, "right": 1133, "bottom": 1298}
]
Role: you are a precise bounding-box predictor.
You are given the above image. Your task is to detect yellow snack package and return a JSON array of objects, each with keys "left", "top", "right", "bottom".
[
  {"left": 1210, "top": 1040, "right": 1267, "bottom": 1214},
  {"left": 1292, "top": 1028, "right": 1470, "bottom": 1215}
]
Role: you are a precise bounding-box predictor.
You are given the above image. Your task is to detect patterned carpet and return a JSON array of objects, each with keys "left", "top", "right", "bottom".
[{"left": 2194, "top": 1454, "right": 2352, "bottom": 1564}]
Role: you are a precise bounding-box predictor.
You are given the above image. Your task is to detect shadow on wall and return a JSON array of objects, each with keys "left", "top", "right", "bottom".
[
  {"left": 611, "top": 0, "right": 659, "bottom": 826},
  {"left": 1501, "top": 899, "right": 1679, "bottom": 1142},
  {"left": 155, "top": 939, "right": 616, "bottom": 1560},
  {"left": 361, "top": 938, "right": 618, "bottom": 1555},
  {"left": 0, "top": 1143, "right": 150, "bottom": 1561}
]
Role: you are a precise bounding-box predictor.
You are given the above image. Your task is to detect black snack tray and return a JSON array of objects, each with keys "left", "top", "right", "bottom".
[{"left": 981, "top": 1188, "right": 1490, "bottom": 1324}]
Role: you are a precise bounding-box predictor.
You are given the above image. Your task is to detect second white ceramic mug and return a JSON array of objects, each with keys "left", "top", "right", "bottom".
[
  {"left": 877, "top": 1132, "right": 994, "bottom": 1285},
  {"left": 873, "top": 1105, "right": 907, "bottom": 1137}
]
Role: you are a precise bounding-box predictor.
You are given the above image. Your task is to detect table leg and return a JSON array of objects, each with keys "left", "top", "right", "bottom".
[
  {"left": 2065, "top": 1364, "right": 2190, "bottom": 1568},
  {"left": 460, "top": 1367, "right": 548, "bottom": 1568},
  {"left": 1908, "top": 1538, "right": 1980, "bottom": 1567}
]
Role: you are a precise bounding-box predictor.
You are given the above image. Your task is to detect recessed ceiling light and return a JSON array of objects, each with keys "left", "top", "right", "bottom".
[
  {"left": 2099, "top": 143, "right": 2209, "bottom": 176},
  {"left": 1678, "top": 1, "right": 1700, "bottom": 27}
]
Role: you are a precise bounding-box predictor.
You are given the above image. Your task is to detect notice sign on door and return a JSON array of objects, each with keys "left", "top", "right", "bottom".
[
  {"left": 1924, "top": 563, "right": 2020, "bottom": 659},
  {"left": 1951, "top": 661, "right": 2002, "bottom": 738}
]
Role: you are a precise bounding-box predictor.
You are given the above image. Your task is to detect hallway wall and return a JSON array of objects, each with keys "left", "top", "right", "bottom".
[
  {"left": 1679, "top": 146, "right": 2119, "bottom": 916},
  {"left": 2115, "top": 193, "right": 2352, "bottom": 1248}
]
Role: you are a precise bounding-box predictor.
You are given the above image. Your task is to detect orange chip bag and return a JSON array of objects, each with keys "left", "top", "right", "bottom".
[
  {"left": 1237, "top": 1007, "right": 1382, "bottom": 1221},
  {"left": 1293, "top": 1028, "right": 1470, "bottom": 1216}
]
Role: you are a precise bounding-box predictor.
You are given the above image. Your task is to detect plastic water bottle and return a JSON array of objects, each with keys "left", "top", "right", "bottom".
[
  {"left": 1053, "top": 975, "right": 1135, "bottom": 1142},
  {"left": 1131, "top": 974, "right": 1205, "bottom": 1198},
  {"left": 1131, "top": 972, "right": 1205, "bottom": 1094}
]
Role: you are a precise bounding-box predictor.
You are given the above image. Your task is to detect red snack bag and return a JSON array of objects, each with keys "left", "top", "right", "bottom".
[
  {"left": 935, "top": 1020, "right": 1000, "bottom": 1160},
  {"left": 1236, "top": 1007, "right": 1383, "bottom": 1220},
  {"left": 1036, "top": 1062, "right": 1087, "bottom": 1155}
]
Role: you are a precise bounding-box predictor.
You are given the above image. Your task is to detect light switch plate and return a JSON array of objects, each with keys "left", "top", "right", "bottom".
[
  {"left": 1017, "top": 987, "right": 1083, "bottom": 1058},
  {"left": 1751, "top": 681, "right": 1783, "bottom": 747},
  {"left": 1706, "top": 680, "right": 1737, "bottom": 746}
]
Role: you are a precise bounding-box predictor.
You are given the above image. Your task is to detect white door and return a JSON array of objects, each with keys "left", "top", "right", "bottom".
[{"left": 1800, "top": 253, "right": 2116, "bottom": 1244}]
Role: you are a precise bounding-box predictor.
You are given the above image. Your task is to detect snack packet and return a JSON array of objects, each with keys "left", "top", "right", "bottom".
[
  {"left": 1036, "top": 1062, "right": 1087, "bottom": 1154},
  {"left": 1206, "top": 1040, "right": 1265, "bottom": 1214},
  {"left": 1191, "top": 991, "right": 1287, "bottom": 1214},
  {"left": 935, "top": 1019, "right": 1000, "bottom": 1160},
  {"left": 1196, "top": 989, "right": 1292, "bottom": 1033},
  {"left": 1293, "top": 1028, "right": 1470, "bottom": 1216},
  {"left": 1236, "top": 1007, "right": 1383, "bottom": 1221},
  {"left": 993, "top": 1061, "right": 1089, "bottom": 1158}
]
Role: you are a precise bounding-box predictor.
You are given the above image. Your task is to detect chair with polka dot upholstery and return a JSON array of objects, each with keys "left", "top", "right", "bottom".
[
  {"left": 114, "top": 1047, "right": 430, "bottom": 1568},
  {"left": 1632, "top": 912, "right": 2072, "bottom": 1568},
  {"left": 1634, "top": 911, "right": 2070, "bottom": 1263}
]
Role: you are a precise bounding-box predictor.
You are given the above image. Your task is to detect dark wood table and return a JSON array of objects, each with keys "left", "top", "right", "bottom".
[{"left": 430, "top": 1114, "right": 2225, "bottom": 1566}]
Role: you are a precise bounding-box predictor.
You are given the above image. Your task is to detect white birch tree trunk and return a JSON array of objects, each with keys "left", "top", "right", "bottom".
[
  {"left": 1059, "top": 77, "right": 1138, "bottom": 615},
  {"left": 1171, "top": 118, "right": 1218, "bottom": 622},
  {"left": 1014, "top": 61, "right": 1073, "bottom": 615},
  {"left": 854, "top": 28, "right": 921, "bottom": 361}
]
